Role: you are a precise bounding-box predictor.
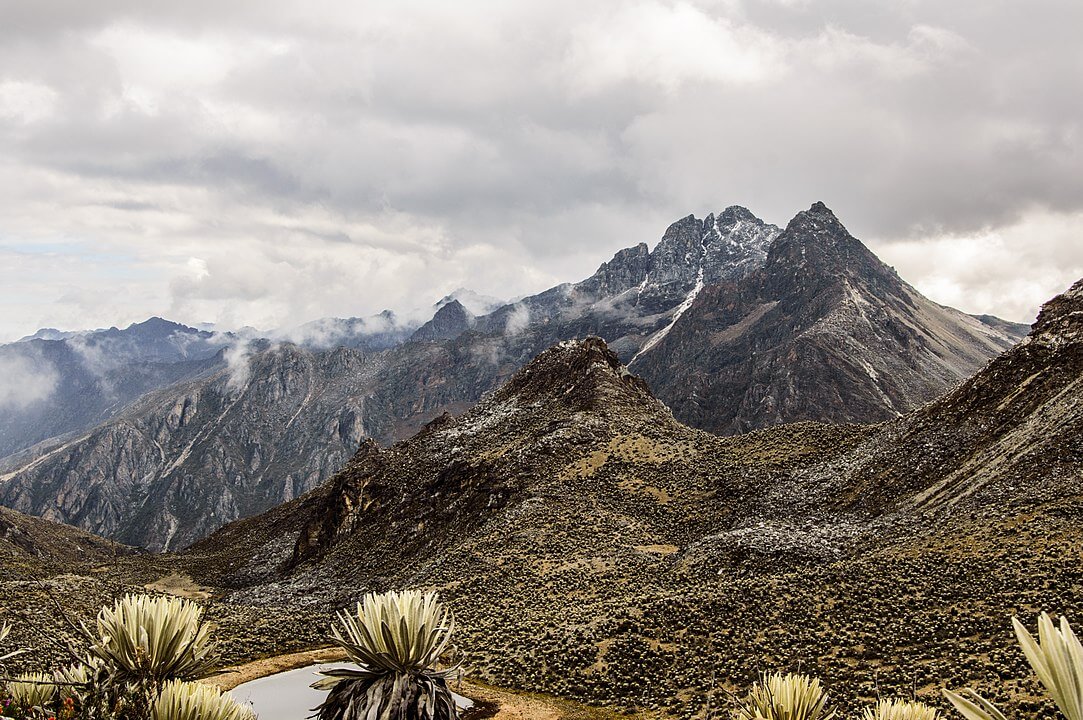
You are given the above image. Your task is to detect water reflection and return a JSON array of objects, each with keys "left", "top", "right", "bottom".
[{"left": 230, "top": 663, "right": 474, "bottom": 720}]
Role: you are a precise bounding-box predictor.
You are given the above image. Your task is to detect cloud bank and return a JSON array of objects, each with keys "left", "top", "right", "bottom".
[{"left": 0, "top": 0, "right": 1080, "bottom": 340}]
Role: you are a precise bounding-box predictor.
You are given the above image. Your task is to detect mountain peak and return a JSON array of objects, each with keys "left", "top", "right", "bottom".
[
  {"left": 787, "top": 201, "right": 846, "bottom": 233},
  {"left": 126, "top": 316, "right": 192, "bottom": 333},
  {"left": 765, "top": 202, "right": 889, "bottom": 285},
  {"left": 579, "top": 205, "right": 778, "bottom": 301},
  {"left": 17, "top": 327, "right": 79, "bottom": 343},
  {"left": 411, "top": 299, "right": 476, "bottom": 342},
  {"left": 493, "top": 337, "right": 660, "bottom": 413},
  {"left": 580, "top": 242, "right": 651, "bottom": 296},
  {"left": 434, "top": 288, "right": 506, "bottom": 316},
  {"left": 716, "top": 204, "right": 758, "bottom": 224},
  {"left": 651, "top": 215, "right": 705, "bottom": 269},
  {"left": 1028, "top": 277, "right": 1083, "bottom": 347}
]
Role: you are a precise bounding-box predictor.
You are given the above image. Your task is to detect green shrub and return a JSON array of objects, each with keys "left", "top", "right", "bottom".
[
  {"left": 313, "top": 589, "right": 460, "bottom": 720},
  {"left": 733, "top": 672, "right": 836, "bottom": 720}
]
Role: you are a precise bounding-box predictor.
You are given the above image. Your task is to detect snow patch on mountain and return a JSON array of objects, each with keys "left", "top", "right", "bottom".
[{"left": 630, "top": 267, "right": 705, "bottom": 365}]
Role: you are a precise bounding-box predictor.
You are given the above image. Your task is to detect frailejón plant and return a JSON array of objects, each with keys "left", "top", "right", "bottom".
[
  {"left": 733, "top": 672, "right": 837, "bottom": 720},
  {"left": 945, "top": 613, "right": 1083, "bottom": 720},
  {"left": 864, "top": 699, "right": 940, "bottom": 720},
  {"left": 5, "top": 672, "right": 57, "bottom": 712},
  {"left": 86, "top": 594, "right": 218, "bottom": 686},
  {"left": 941, "top": 689, "right": 1008, "bottom": 720},
  {"left": 312, "top": 589, "right": 460, "bottom": 720},
  {"left": 152, "top": 679, "right": 256, "bottom": 720}
]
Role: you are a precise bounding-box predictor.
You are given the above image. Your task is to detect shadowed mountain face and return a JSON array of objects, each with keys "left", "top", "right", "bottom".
[
  {"left": 633, "top": 203, "right": 1024, "bottom": 433},
  {"left": 183, "top": 281, "right": 1083, "bottom": 717},
  {"left": 0, "top": 204, "right": 1026, "bottom": 551},
  {"left": 803, "top": 275, "right": 1083, "bottom": 518}
]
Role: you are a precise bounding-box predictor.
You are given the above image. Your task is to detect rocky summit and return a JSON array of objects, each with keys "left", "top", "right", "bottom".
[
  {"left": 0, "top": 204, "right": 1026, "bottom": 552},
  {"left": 633, "top": 202, "right": 1026, "bottom": 433}
]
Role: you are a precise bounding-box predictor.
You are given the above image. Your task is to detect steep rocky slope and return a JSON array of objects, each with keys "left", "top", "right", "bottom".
[
  {"left": 0, "top": 318, "right": 227, "bottom": 462},
  {"left": 803, "top": 275, "right": 1083, "bottom": 517},
  {"left": 181, "top": 279, "right": 1082, "bottom": 718},
  {"left": 0, "top": 204, "right": 1026, "bottom": 551},
  {"left": 0, "top": 504, "right": 130, "bottom": 581},
  {"left": 0, "top": 344, "right": 382, "bottom": 550},
  {"left": 633, "top": 203, "right": 1026, "bottom": 433}
]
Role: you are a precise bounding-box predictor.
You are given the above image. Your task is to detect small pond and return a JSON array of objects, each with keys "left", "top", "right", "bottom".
[{"left": 230, "top": 663, "right": 474, "bottom": 720}]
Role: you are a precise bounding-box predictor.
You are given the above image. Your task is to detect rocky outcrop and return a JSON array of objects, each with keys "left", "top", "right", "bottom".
[{"left": 0, "top": 504, "right": 134, "bottom": 581}]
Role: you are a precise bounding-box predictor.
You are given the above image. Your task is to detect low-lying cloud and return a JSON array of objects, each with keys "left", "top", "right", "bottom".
[
  {"left": 504, "top": 304, "right": 532, "bottom": 336},
  {"left": 0, "top": 353, "right": 58, "bottom": 409}
]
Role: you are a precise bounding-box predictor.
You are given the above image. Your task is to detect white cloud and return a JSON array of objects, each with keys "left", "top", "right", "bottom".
[
  {"left": 504, "top": 304, "right": 532, "bottom": 336},
  {"left": 0, "top": 0, "right": 1080, "bottom": 340},
  {"left": 564, "top": 2, "right": 785, "bottom": 93},
  {"left": 0, "top": 354, "right": 58, "bottom": 409},
  {"left": 875, "top": 208, "right": 1083, "bottom": 323},
  {"left": 799, "top": 24, "right": 970, "bottom": 78},
  {"left": 223, "top": 338, "right": 254, "bottom": 391},
  {"left": 0, "top": 81, "right": 58, "bottom": 124}
]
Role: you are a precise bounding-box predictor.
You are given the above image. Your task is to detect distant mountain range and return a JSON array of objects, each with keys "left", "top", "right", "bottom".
[
  {"left": 0, "top": 318, "right": 228, "bottom": 464},
  {"left": 0, "top": 203, "right": 1027, "bottom": 550}
]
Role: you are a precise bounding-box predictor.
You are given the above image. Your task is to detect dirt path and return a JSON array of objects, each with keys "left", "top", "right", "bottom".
[{"left": 143, "top": 572, "right": 213, "bottom": 599}]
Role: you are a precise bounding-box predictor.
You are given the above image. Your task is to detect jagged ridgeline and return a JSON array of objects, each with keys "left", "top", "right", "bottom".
[
  {"left": 168, "top": 276, "right": 1082, "bottom": 717},
  {"left": 0, "top": 203, "right": 1026, "bottom": 551}
]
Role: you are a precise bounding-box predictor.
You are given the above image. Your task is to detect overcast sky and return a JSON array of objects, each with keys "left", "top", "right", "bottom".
[{"left": 1, "top": 0, "right": 1080, "bottom": 341}]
